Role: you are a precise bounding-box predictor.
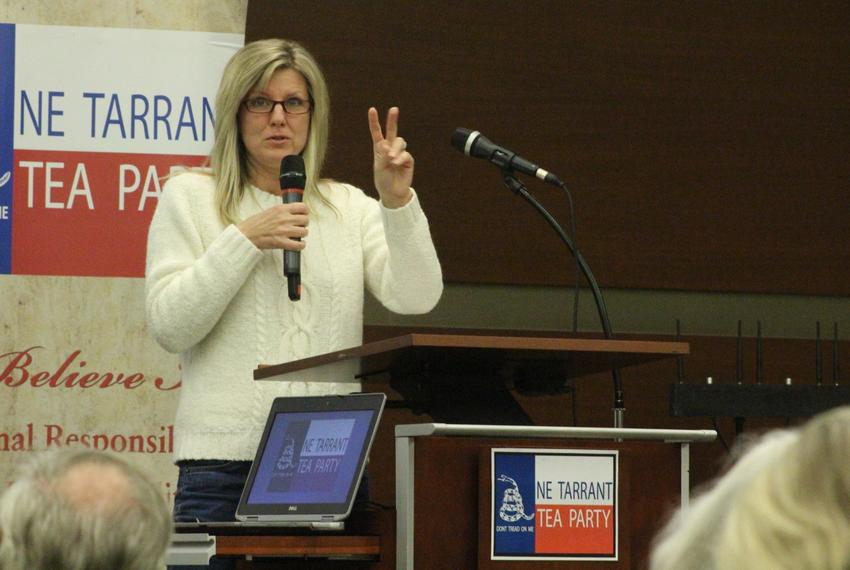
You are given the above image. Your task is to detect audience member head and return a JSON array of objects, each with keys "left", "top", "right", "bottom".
[
  {"left": 211, "top": 38, "right": 331, "bottom": 224},
  {"left": 715, "top": 406, "right": 850, "bottom": 570},
  {"left": 0, "top": 448, "right": 172, "bottom": 570},
  {"left": 649, "top": 428, "right": 799, "bottom": 570}
]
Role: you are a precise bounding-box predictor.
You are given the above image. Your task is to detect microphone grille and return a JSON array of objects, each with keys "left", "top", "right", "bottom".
[
  {"left": 279, "top": 154, "right": 306, "bottom": 189},
  {"left": 450, "top": 128, "right": 474, "bottom": 154}
]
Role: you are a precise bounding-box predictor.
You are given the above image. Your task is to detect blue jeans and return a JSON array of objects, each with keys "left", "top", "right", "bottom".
[
  {"left": 170, "top": 460, "right": 252, "bottom": 570},
  {"left": 169, "top": 459, "right": 370, "bottom": 569}
]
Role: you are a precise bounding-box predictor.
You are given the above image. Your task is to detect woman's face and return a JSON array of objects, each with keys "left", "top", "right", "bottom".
[{"left": 239, "top": 67, "right": 311, "bottom": 180}]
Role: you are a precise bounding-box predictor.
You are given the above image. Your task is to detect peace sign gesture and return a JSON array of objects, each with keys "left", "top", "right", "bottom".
[{"left": 368, "top": 106, "right": 414, "bottom": 209}]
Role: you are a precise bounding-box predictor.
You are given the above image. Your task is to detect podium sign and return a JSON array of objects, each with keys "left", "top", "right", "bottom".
[{"left": 491, "top": 449, "right": 618, "bottom": 561}]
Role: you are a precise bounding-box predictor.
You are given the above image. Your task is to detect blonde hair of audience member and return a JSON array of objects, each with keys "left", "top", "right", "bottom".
[
  {"left": 715, "top": 406, "right": 850, "bottom": 570},
  {"left": 210, "top": 38, "right": 332, "bottom": 225},
  {"left": 649, "top": 428, "right": 799, "bottom": 570},
  {"left": 0, "top": 449, "right": 172, "bottom": 570}
]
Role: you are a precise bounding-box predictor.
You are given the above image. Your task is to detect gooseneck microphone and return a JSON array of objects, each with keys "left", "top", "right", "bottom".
[
  {"left": 279, "top": 155, "right": 306, "bottom": 301},
  {"left": 450, "top": 127, "right": 563, "bottom": 187},
  {"left": 452, "top": 127, "right": 623, "bottom": 426}
]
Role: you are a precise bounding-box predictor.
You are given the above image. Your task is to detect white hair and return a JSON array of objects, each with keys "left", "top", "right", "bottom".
[
  {"left": 715, "top": 406, "right": 850, "bottom": 570},
  {"left": 0, "top": 449, "right": 172, "bottom": 570},
  {"left": 649, "top": 428, "right": 799, "bottom": 570}
]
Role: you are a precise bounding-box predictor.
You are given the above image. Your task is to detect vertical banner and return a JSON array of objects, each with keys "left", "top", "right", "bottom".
[
  {"left": 491, "top": 448, "right": 618, "bottom": 561},
  {"left": 0, "top": 24, "right": 242, "bottom": 502}
]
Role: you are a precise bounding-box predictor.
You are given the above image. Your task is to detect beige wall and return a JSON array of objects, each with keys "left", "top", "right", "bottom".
[{"left": 0, "top": 0, "right": 247, "bottom": 32}]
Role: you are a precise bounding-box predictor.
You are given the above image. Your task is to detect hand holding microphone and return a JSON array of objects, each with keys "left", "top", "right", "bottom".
[{"left": 235, "top": 155, "right": 309, "bottom": 301}]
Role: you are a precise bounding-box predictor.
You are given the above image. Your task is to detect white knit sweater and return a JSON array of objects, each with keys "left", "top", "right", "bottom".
[{"left": 145, "top": 171, "right": 443, "bottom": 461}]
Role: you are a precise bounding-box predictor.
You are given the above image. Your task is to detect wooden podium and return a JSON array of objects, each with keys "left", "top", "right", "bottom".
[
  {"left": 242, "top": 333, "right": 701, "bottom": 568},
  {"left": 168, "top": 509, "right": 394, "bottom": 568},
  {"left": 255, "top": 332, "right": 689, "bottom": 424},
  {"left": 395, "top": 424, "right": 715, "bottom": 569}
]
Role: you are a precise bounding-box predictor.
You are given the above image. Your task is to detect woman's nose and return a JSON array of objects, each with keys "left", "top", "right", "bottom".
[{"left": 269, "top": 102, "right": 288, "bottom": 125}]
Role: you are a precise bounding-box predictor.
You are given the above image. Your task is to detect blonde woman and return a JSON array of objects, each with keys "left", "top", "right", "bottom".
[{"left": 145, "top": 38, "right": 442, "bottom": 570}]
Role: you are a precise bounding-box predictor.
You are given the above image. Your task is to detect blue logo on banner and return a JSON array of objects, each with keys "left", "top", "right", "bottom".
[
  {"left": 0, "top": 23, "right": 14, "bottom": 274},
  {"left": 493, "top": 452, "right": 536, "bottom": 554}
]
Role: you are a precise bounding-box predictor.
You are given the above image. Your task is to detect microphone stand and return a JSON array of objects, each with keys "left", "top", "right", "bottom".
[{"left": 501, "top": 169, "right": 625, "bottom": 428}]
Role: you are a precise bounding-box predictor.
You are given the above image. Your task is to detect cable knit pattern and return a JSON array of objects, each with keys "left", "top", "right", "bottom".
[{"left": 145, "top": 171, "right": 443, "bottom": 461}]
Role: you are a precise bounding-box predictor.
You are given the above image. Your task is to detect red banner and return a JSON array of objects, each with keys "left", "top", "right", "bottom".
[{"left": 12, "top": 149, "right": 206, "bottom": 277}]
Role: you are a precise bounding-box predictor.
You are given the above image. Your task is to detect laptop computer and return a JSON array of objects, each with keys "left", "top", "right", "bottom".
[{"left": 233, "top": 392, "right": 386, "bottom": 527}]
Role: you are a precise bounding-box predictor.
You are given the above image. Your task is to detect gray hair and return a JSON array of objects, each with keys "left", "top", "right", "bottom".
[
  {"left": 0, "top": 449, "right": 172, "bottom": 570},
  {"left": 210, "top": 38, "right": 332, "bottom": 225}
]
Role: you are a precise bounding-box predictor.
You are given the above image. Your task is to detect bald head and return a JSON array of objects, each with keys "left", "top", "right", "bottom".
[{"left": 54, "top": 461, "right": 133, "bottom": 514}]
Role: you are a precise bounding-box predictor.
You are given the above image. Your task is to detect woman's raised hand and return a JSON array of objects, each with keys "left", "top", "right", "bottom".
[{"left": 368, "top": 106, "right": 414, "bottom": 209}]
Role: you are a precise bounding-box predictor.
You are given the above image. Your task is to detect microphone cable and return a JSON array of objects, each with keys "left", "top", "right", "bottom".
[{"left": 557, "top": 180, "right": 581, "bottom": 334}]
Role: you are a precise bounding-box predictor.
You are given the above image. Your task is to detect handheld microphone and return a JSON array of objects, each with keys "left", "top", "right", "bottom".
[
  {"left": 450, "top": 127, "right": 563, "bottom": 186},
  {"left": 279, "top": 154, "right": 306, "bottom": 301}
]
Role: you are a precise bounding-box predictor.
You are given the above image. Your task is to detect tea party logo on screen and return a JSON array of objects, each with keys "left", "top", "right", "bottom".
[
  {"left": 1, "top": 24, "right": 242, "bottom": 277},
  {"left": 491, "top": 448, "right": 618, "bottom": 561}
]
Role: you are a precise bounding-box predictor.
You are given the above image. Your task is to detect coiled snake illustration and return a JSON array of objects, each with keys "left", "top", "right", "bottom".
[
  {"left": 497, "top": 475, "right": 535, "bottom": 522},
  {"left": 276, "top": 436, "right": 296, "bottom": 471}
]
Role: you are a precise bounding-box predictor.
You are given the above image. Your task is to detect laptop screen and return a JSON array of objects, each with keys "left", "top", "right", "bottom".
[{"left": 236, "top": 393, "right": 385, "bottom": 523}]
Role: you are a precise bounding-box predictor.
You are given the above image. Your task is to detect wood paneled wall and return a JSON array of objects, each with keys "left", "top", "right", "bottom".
[
  {"left": 247, "top": 1, "right": 849, "bottom": 295},
  {"left": 359, "top": 326, "right": 849, "bottom": 507}
]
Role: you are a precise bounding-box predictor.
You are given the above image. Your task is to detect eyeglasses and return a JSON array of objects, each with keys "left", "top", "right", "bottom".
[{"left": 242, "top": 96, "right": 312, "bottom": 115}]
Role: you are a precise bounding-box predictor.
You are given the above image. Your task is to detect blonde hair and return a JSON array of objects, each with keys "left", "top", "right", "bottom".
[
  {"left": 714, "top": 406, "right": 850, "bottom": 570},
  {"left": 210, "top": 38, "right": 332, "bottom": 225}
]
